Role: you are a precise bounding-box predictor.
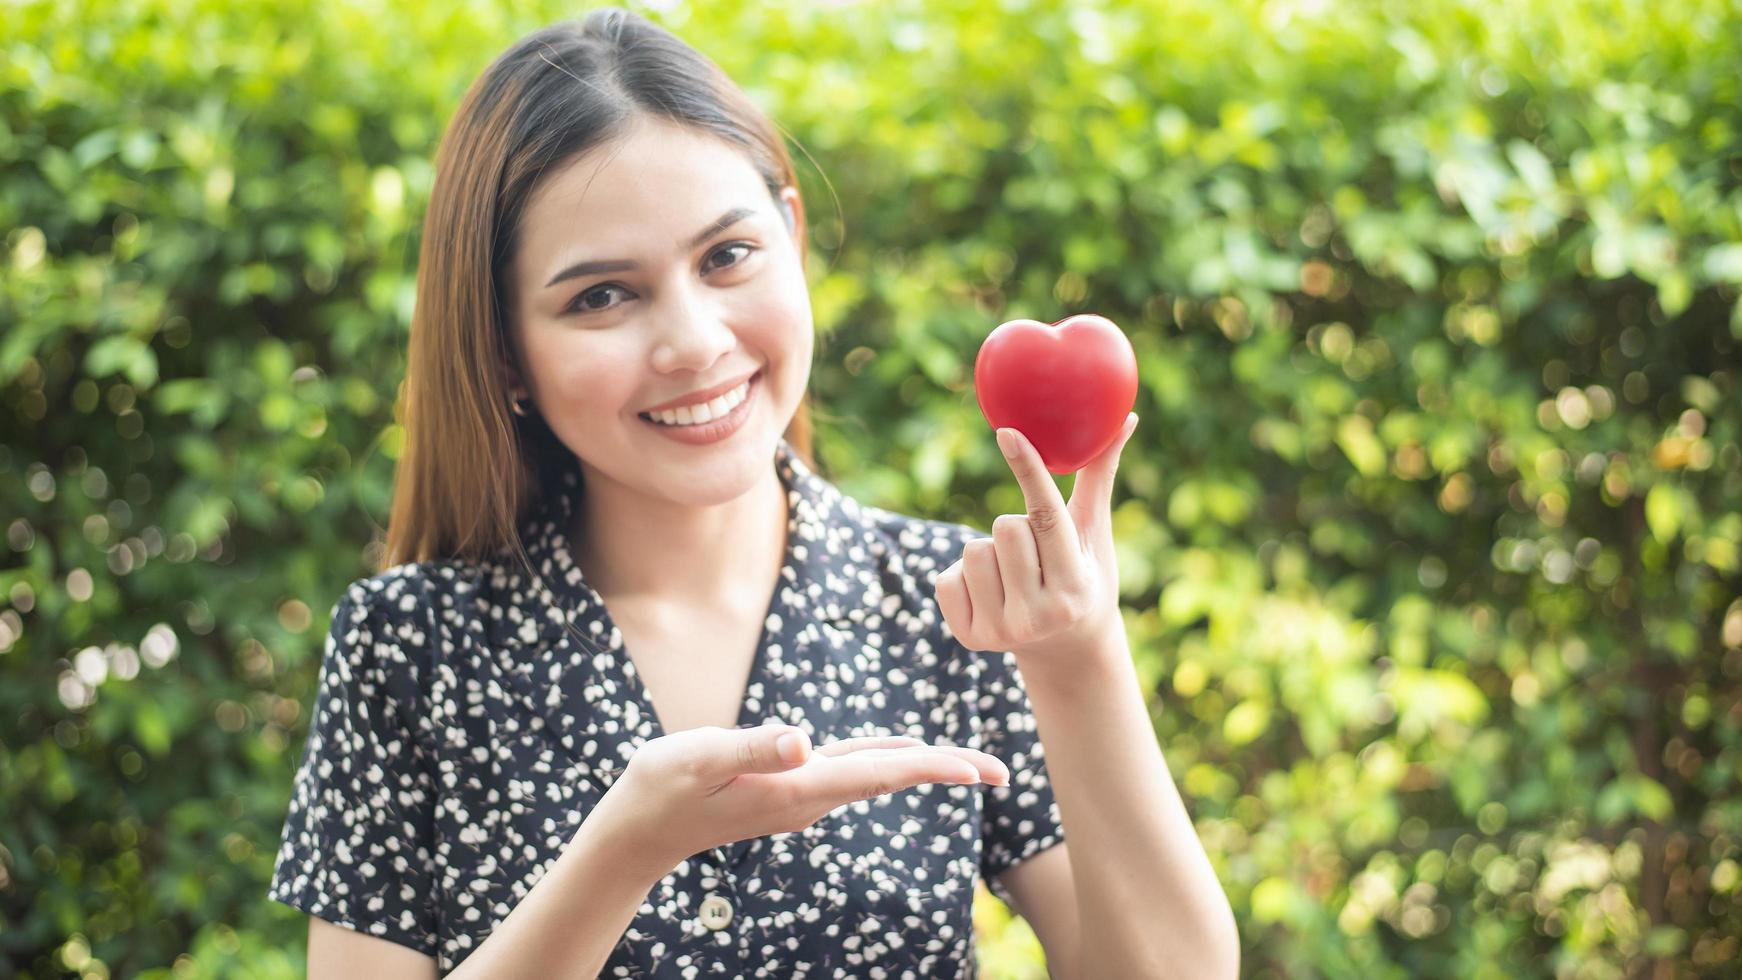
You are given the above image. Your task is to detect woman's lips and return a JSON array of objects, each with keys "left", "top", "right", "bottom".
[{"left": 637, "top": 371, "right": 760, "bottom": 445}]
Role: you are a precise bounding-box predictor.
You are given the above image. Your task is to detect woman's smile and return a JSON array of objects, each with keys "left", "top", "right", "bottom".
[{"left": 635, "top": 369, "right": 761, "bottom": 446}]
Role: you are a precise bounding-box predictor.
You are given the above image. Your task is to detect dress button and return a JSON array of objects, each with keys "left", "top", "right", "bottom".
[{"left": 698, "top": 893, "right": 734, "bottom": 931}]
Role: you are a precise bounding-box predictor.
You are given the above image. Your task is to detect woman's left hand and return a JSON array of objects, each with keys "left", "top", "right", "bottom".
[{"left": 935, "top": 412, "right": 1138, "bottom": 662}]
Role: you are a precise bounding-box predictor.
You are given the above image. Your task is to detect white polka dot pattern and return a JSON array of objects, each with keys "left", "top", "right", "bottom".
[{"left": 267, "top": 440, "right": 1065, "bottom": 976}]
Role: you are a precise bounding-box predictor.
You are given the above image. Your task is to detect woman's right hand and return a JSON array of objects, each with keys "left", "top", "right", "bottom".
[{"left": 601, "top": 725, "right": 1010, "bottom": 872}]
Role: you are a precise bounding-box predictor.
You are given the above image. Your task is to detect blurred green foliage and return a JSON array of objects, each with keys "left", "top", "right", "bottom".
[{"left": 3, "top": 0, "right": 1740, "bottom": 976}]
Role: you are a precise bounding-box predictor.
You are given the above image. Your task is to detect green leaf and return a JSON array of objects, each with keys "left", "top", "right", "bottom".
[
  {"left": 1645, "top": 926, "right": 1688, "bottom": 957},
  {"left": 155, "top": 378, "right": 229, "bottom": 426},
  {"left": 1630, "top": 775, "right": 1673, "bottom": 822},
  {"left": 1657, "top": 269, "right": 1692, "bottom": 318},
  {"left": 72, "top": 128, "right": 119, "bottom": 169},
  {"left": 1224, "top": 700, "right": 1271, "bottom": 745},
  {"left": 84, "top": 334, "right": 158, "bottom": 388},
  {"left": 134, "top": 701, "right": 171, "bottom": 758},
  {"left": 1507, "top": 139, "right": 1556, "bottom": 194},
  {"left": 1336, "top": 416, "right": 1387, "bottom": 477},
  {"left": 1250, "top": 876, "right": 1293, "bottom": 924},
  {"left": 1704, "top": 244, "right": 1742, "bottom": 283},
  {"left": 1645, "top": 483, "right": 1682, "bottom": 543}
]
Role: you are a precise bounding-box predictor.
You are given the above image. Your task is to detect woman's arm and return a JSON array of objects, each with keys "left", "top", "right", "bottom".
[
  {"left": 308, "top": 919, "right": 438, "bottom": 979},
  {"left": 935, "top": 419, "right": 1239, "bottom": 976},
  {"left": 308, "top": 788, "right": 672, "bottom": 980},
  {"left": 1015, "top": 637, "right": 1240, "bottom": 979},
  {"left": 307, "top": 726, "right": 1012, "bottom": 977}
]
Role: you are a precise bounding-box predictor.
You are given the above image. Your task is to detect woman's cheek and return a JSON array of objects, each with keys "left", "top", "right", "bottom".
[
  {"left": 542, "top": 339, "right": 631, "bottom": 417},
  {"left": 771, "top": 264, "right": 815, "bottom": 353}
]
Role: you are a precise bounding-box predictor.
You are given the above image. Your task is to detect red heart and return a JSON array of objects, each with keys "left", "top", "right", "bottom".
[{"left": 973, "top": 314, "right": 1139, "bottom": 474}]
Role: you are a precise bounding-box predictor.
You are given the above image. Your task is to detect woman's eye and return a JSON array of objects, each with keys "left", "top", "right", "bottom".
[
  {"left": 564, "top": 243, "right": 757, "bottom": 316},
  {"left": 569, "top": 284, "right": 629, "bottom": 314},
  {"left": 706, "top": 242, "right": 756, "bottom": 272}
]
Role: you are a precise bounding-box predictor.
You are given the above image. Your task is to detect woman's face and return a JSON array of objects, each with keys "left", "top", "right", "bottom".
[{"left": 506, "top": 116, "right": 812, "bottom": 506}]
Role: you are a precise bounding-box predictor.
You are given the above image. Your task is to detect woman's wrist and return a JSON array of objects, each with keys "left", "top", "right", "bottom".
[
  {"left": 444, "top": 785, "right": 675, "bottom": 979},
  {"left": 581, "top": 778, "right": 686, "bottom": 883}
]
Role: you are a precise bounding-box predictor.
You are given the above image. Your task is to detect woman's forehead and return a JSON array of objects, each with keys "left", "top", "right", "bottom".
[{"left": 520, "top": 124, "right": 769, "bottom": 260}]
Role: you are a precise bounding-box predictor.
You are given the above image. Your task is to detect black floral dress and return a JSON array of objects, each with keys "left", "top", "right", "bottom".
[{"left": 268, "top": 439, "right": 1066, "bottom": 977}]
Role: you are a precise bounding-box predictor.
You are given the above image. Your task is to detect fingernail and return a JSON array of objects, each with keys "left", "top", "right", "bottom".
[
  {"left": 997, "top": 428, "right": 1019, "bottom": 460},
  {"left": 777, "top": 731, "right": 807, "bottom": 764}
]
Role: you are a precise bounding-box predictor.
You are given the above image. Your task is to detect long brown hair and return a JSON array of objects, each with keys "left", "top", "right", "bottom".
[{"left": 382, "top": 7, "right": 817, "bottom": 573}]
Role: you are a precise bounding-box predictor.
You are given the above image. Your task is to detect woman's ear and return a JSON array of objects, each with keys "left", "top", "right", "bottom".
[
  {"left": 503, "top": 356, "right": 529, "bottom": 400},
  {"left": 503, "top": 364, "right": 534, "bottom": 418},
  {"left": 500, "top": 323, "right": 528, "bottom": 396},
  {"left": 778, "top": 186, "right": 805, "bottom": 249}
]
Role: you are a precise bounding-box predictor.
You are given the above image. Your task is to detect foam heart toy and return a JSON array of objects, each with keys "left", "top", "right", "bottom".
[{"left": 973, "top": 313, "right": 1139, "bottom": 474}]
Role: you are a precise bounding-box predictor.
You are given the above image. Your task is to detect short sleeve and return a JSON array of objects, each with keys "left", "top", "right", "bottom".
[
  {"left": 976, "top": 644, "right": 1067, "bottom": 905},
  {"left": 924, "top": 522, "right": 1068, "bottom": 905},
  {"left": 267, "top": 582, "right": 439, "bottom": 955}
]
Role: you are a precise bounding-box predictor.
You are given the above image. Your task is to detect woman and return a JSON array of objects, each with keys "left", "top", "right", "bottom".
[{"left": 268, "top": 7, "right": 1237, "bottom": 978}]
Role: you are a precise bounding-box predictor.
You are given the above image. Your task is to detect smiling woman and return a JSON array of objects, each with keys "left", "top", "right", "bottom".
[
  {"left": 500, "top": 115, "right": 814, "bottom": 511},
  {"left": 266, "top": 6, "right": 1079, "bottom": 980},
  {"left": 382, "top": 17, "right": 818, "bottom": 572}
]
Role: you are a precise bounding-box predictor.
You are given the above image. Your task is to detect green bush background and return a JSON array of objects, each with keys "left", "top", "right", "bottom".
[{"left": 4, "top": 0, "right": 1740, "bottom": 975}]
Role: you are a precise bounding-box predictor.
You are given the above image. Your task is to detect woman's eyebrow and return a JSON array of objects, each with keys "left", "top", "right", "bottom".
[{"left": 542, "top": 206, "right": 759, "bottom": 289}]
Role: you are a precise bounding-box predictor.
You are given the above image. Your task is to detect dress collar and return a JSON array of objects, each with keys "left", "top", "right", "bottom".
[
  {"left": 487, "top": 439, "right": 893, "bottom": 768},
  {"left": 512, "top": 438, "right": 883, "bottom": 636}
]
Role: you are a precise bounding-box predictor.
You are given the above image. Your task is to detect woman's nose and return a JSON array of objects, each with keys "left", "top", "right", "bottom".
[{"left": 649, "top": 286, "right": 736, "bottom": 373}]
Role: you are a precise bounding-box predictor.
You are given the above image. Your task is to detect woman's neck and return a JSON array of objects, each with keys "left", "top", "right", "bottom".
[{"left": 570, "top": 459, "right": 789, "bottom": 612}]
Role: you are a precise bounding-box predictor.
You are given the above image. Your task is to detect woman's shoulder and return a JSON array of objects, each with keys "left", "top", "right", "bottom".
[
  {"left": 841, "top": 499, "right": 1019, "bottom": 679},
  {"left": 331, "top": 556, "right": 497, "bottom": 622},
  {"left": 851, "top": 499, "right": 990, "bottom": 564},
  {"left": 319, "top": 558, "right": 505, "bottom": 689}
]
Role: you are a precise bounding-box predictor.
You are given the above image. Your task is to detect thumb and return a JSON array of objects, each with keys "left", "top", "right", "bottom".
[
  {"left": 1070, "top": 412, "right": 1138, "bottom": 531},
  {"left": 728, "top": 725, "right": 811, "bottom": 775}
]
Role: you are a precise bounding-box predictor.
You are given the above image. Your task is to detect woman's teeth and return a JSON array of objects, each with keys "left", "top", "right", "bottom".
[{"left": 641, "top": 377, "right": 751, "bottom": 426}]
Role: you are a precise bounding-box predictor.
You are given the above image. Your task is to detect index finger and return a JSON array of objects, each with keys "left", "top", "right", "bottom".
[
  {"left": 801, "top": 749, "right": 986, "bottom": 804},
  {"left": 996, "top": 427, "right": 1081, "bottom": 580},
  {"left": 812, "top": 735, "right": 926, "bottom": 758}
]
